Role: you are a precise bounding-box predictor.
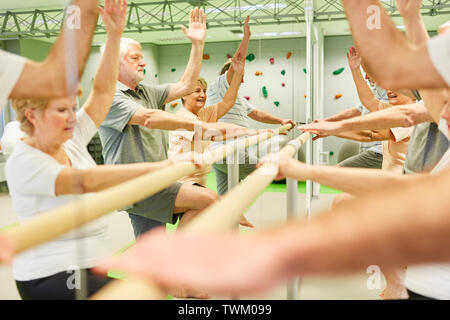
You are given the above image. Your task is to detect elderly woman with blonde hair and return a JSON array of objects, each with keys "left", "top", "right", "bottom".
[{"left": 3, "top": 0, "right": 178, "bottom": 300}]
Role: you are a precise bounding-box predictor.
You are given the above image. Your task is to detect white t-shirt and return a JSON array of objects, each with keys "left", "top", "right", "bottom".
[
  {"left": 0, "top": 121, "right": 25, "bottom": 156},
  {"left": 5, "top": 108, "right": 111, "bottom": 281},
  {"left": 428, "top": 32, "right": 450, "bottom": 87},
  {"left": 0, "top": 50, "right": 26, "bottom": 110},
  {"left": 404, "top": 145, "right": 450, "bottom": 299}
]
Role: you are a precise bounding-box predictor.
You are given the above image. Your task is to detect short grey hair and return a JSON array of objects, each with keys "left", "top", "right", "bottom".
[{"left": 100, "top": 38, "right": 142, "bottom": 60}]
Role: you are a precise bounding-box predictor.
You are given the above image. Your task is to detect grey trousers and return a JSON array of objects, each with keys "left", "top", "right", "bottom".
[{"left": 338, "top": 150, "right": 383, "bottom": 169}]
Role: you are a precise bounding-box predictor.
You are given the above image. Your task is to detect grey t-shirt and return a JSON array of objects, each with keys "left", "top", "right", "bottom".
[
  {"left": 356, "top": 103, "right": 383, "bottom": 155},
  {"left": 404, "top": 122, "right": 449, "bottom": 175},
  {"left": 99, "top": 81, "right": 171, "bottom": 165}
]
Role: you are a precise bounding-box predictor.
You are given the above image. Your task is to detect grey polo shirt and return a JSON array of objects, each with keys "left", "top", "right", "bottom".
[
  {"left": 99, "top": 81, "right": 171, "bottom": 165},
  {"left": 403, "top": 122, "right": 449, "bottom": 175}
]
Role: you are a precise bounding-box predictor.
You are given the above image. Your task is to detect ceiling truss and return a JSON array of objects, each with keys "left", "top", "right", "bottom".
[{"left": 0, "top": 0, "right": 448, "bottom": 40}]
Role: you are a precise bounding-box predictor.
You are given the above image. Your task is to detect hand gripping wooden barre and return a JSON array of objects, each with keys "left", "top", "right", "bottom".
[
  {"left": 0, "top": 124, "right": 293, "bottom": 260},
  {"left": 91, "top": 131, "right": 311, "bottom": 300}
]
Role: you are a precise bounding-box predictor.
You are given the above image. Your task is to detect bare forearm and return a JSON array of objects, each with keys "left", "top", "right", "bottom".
[
  {"left": 402, "top": 12, "right": 446, "bottom": 124},
  {"left": 339, "top": 103, "right": 429, "bottom": 132},
  {"left": 278, "top": 169, "right": 450, "bottom": 276},
  {"left": 143, "top": 110, "right": 199, "bottom": 131},
  {"left": 351, "top": 68, "right": 379, "bottom": 112},
  {"left": 342, "top": 0, "right": 445, "bottom": 89},
  {"left": 227, "top": 35, "right": 250, "bottom": 84},
  {"left": 165, "top": 42, "right": 204, "bottom": 102},
  {"left": 82, "top": 161, "right": 170, "bottom": 192},
  {"left": 284, "top": 162, "right": 405, "bottom": 194},
  {"left": 335, "top": 130, "right": 391, "bottom": 142},
  {"left": 249, "top": 109, "right": 283, "bottom": 124},
  {"left": 403, "top": 13, "right": 430, "bottom": 46},
  {"left": 84, "top": 34, "right": 121, "bottom": 126},
  {"left": 324, "top": 108, "right": 361, "bottom": 122},
  {"left": 91, "top": 35, "right": 120, "bottom": 97},
  {"left": 217, "top": 71, "right": 244, "bottom": 119}
]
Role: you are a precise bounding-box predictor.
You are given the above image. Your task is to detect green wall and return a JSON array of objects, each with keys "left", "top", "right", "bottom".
[{"left": 19, "top": 38, "right": 52, "bottom": 62}]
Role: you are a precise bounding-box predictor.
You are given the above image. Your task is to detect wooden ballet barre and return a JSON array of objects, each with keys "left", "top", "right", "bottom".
[
  {"left": 0, "top": 124, "right": 293, "bottom": 261},
  {"left": 91, "top": 131, "right": 311, "bottom": 300}
]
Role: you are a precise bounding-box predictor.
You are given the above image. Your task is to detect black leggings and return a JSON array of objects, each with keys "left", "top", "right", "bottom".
[
  {"left": 15, "top": 269, "right": 112, "bottom": 300},
  {"left": 407, "top": 289, "right": 436, "bottom": 300}
]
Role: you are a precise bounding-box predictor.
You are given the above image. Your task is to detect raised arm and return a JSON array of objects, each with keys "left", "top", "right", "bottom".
[
  {"left": 396, "top": 0, "right": 429, "bottom": 45},
  {"left": 83, "top": 0, "right": 127, "bottom": 127},
  {"left": 323, "top": 107, "right": 362, "bottom": 122},
  {"left": 164, "top": 8, "right": 206, "bottom": 104},
  {"left": 396, "top": 0, "right": 447, "bottom": 124},
  {"left": 215, "top": 53, "right": 245, "bottom": 119},
  {"left": 341, "top": 0, "right": 446, "bottom": 89},
  {"left": 9, "top": 0, "right": 99, "bottom": 99},
  {"left": 227, "top": 16, "right": 251, "bottom": 85},
  {"left": 347, "top": 46, "right": 388, "bottom": 112}
]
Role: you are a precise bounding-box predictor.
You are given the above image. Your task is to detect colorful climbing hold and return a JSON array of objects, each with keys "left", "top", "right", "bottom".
[
  {"left": 304, "top": 94, "right": 307, "bottom": 98},
  {"left": 203, "top": 54, "right": 210, "bottom": 60},
  {"left": 171, "top": 68, "right": 176, "bottom": 72},
  {"left": 274, "top": 101, "right": 280, "bottom": 107},
  {"left": 170, "top": 102, "right": 179, "bottom": 108},
  {"left": 246, "top": 53, "right": 255, "bottom": 62},
  {"left": 155, "top": 74, "right": 158, "bottom": 78},
  {"left": 143, "top": 68, "right": 146, "bottom": 75},
  {"left": 269, "top": 58, "right": 274, "bottom": 65},
  {"left": 243, "top": 96, "right": 250, "bottom": 101},
  {"left": 335, "top": 94, "right": 343, "bottom": 99},
  {"left": 227, "top": 53, "right": 232, "bottom": 59},
  {"left": 303, "top": 68, "right": 307, "bottom": 74},
  {"left": 286, "top": 51, "right": 292, "bottom": 59},
  {"left": 333, "top": 67, "right": 345, "bottom": 75},
  {"left": 281, "top": 83, "right": 286, "bottom": 87},
  {"left": 255, "top": 71, "right": 263, "bottom": 76},
  {"left": 281, "top": 69, "right": 286, "bottom": 76},
  {"left": 262, "top": 86, "right": 268, "bottom": 98}
]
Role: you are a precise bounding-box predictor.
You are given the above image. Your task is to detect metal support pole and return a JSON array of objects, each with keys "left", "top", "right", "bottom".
[
  {"left": 227, "top": 138, "right": 240, "bottom": 192},
  {"left": 305, "top": 0, "right": 314, "bottom": 220},
  {"left": 286, "top": 177, "right": 299, "bottom": 300},
  {"left": 227, "top": 139, "right": 239, "bottom": 300}
]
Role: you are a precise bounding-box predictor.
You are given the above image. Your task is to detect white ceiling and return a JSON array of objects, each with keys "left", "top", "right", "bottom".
[{"left": 1, "top": 1, "right": 448, "bottom": 45}]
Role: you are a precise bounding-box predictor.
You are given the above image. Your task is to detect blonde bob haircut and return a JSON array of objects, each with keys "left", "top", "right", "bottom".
[
  {"left": 11, "top": 86, "right": 83, "bottom": 135},
  {"left": 181, "top": 77, "right": 208, "bottom": 105}
]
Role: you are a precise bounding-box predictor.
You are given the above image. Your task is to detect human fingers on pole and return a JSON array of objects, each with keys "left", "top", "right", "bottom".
[
  {"left": 176, "top": 151, "right": 204, "bottom": 169},
  {"left": 282, "top": 119, "right": 296, "bottom": 130}
]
